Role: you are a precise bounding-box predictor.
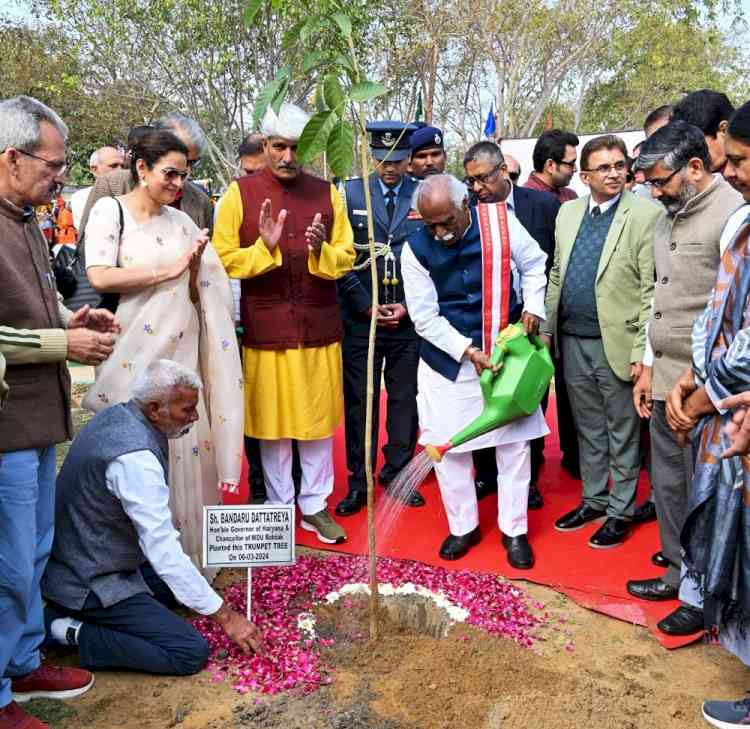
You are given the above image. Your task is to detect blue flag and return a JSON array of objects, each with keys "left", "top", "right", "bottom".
[{"left": 483, "top": 103, "right": 496, "bottom": 138}]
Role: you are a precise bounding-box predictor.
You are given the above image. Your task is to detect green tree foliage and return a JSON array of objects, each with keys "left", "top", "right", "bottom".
[
  {"left": 0, "top": 20, "right": 150, "bottom": 183},
  {"left": 580, "top": 6, "right": 749, "bottom": 131}
]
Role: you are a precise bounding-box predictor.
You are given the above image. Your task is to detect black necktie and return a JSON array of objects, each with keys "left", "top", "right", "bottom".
[
  {"left": 386, "top": 190, "right": 396, "bottom": 224},
  {"left": 591, "top": 206, "right": 601, "bottom": 218}
]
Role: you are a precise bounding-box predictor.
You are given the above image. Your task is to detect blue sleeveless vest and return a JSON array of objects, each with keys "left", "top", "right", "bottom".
[{"left": 408, "top": 207, "right": 519, "bottom": 381}]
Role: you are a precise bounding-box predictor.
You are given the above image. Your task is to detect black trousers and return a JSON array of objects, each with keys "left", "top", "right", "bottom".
[
  {"left": 45, "top": 564, "right": 209, "bottom": 677},
  {"left": 473, "top": 354, "right": 579, "bottom": 487},
  {"left": 554, "top": 353, "right": 580, "bottom": 466},
  {"left": 342, "top": 334, "right": 420, "bottom": 493}
]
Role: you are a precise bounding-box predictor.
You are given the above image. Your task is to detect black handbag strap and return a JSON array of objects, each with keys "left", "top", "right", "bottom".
[{"left": 70, "top": 194, "right": 124, "bottom": 269}]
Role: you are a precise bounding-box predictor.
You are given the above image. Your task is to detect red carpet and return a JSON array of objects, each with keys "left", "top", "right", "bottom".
[{"left": 225, "top": 395, "right": 702, "bottom": 649}]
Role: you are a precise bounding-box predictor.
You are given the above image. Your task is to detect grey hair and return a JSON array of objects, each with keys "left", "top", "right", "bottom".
[
  {"left": 416, "top": 173, "right": 468, "bottom": 212},
  {"left": 89, "top": 150, "right": 99, "bottom": 167},
  {"left": 634, "top": 120, "right": 711, "bottom": 173},
  {"left": 463, "top": 140, "right": 504, "bottom": 168},
  {"left": 155, "top": 112, "right": 206, "bottom": 154},
  {"left": 0, "top": 95, "right": 68, "bottom": 153},
  {"left": 132, "top": 359, "right": 202, "bottom": 409}
]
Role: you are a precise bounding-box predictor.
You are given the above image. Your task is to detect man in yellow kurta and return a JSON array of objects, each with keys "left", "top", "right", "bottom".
[{"left": 213, "top": 103, "right": 355, "bottom": 544}]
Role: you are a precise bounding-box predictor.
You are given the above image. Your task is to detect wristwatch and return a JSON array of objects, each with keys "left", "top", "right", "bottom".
[{"left": 466, "top": 345, "right": 480, "bottom": 361}]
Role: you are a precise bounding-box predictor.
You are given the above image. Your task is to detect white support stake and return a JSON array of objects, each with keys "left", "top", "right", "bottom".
[{"left": 247, "top": 567, "right": 253, "bottom": 621}]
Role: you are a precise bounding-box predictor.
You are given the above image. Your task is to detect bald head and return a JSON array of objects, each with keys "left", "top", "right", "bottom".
[
  {"left": 504, "top": 153, "right": 521, "bottom": 182},
  {"left": 90, "top": 146, "right": 125, "bottom": 177},
  {"left": 416, "top": 174, "right": 471, "bottom": 245}
]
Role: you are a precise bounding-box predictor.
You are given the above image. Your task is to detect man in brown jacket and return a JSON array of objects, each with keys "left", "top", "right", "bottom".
[
  {"left": 0, "top": 96, "right": 119, "bottom": 729},
  {"left": 627, "top": 121, "right": 743, "bottom": 635}
]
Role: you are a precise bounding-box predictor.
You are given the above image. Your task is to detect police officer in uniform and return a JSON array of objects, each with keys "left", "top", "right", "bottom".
[
  {"left": 409, "top": 126, "right": 447, "bottom": 180},
  {"left": 336, "top": 121, "right": 424, "bottom": 515}
]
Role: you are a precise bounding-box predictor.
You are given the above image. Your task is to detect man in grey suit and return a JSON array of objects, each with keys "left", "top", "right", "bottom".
[
  {"left": 542, "top": 134, "right": 660, "bottom": 549},
  {"left": 626, "top": 121, "right": 743, "bottom": 634}
]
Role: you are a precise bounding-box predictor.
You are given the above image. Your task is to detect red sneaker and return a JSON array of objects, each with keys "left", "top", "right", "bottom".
[
  {"left": 0, "top": 702, "right": 49, "bottom": 729},
  {"left": 11, "top": 664, "right": 94, "bottom": 703}
]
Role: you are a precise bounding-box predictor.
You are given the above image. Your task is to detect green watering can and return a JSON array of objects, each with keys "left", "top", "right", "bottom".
[{"left": 425, "top": 323, "right": 555, "bottom": 462}]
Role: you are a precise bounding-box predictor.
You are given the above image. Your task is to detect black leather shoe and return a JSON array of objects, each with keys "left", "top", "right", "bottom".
[
  {"left": 502, "top": 533, "right": 535, "bottom": 569},
  {"left": 335, "top": 490, "right": 366, "bottom": 516},
  {"left": 632, "top": 500, "right": 657, "bottom": 524},
  {"left": 384, "top": 484, "right": 425, "bottom": 508},
  {"left": 626, "top": 577, "right": 678, "bottom": 601},
  {"left": 652, "top": 551, "right": 670, "bottom": 568},
  {"left": 588, "top": 517, "right": 630, "bottom": 548},
  {"left": 439, "top": 527, "right": 481, "bottom": 561},
  {"left": 475, "top": 477, "right": 496, "bottom": 501},
  {"left": 528, "top": 484, "right": 543, "bottom": 510},
  {"left": 554, "top": 503, "right": 606, "bottom": 532},
  {"left": 657, "top": 605, "right": 704, "bottom": 636}
]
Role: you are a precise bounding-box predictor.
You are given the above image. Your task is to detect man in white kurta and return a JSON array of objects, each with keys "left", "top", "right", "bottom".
[{"left": 401, "top": 175, "right": 548, "bottom": 569}]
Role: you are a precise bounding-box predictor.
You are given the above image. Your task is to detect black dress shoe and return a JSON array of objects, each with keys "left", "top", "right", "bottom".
[
  {"left": 657, "top": 605, "right": 705, "bottom": 636},
  {"left": 632, "top": 500, "right": 657, "bottom": 524},
  {"left": 335, "top": 490, "right": 366, "bottom": 517},
  {"left": 384, "top": 484, "right": 425, "bottom": 508},
  {"left": 652, "top": 551, "right": 670, "bottom": 568},
  {"left": 528, "top": 483, "right": 543, "bottom": 510},
  {"left": 475, "top": 477, "right": 496, "bottom": 501},
  {"left": 502, "top": 533, "right": 535, "bottom": 569},
  {"left": 626, "top": 577, "right": 678, "bottom": 601},
  {"left": 439, "top": 527, "right": 481, "bottom": 561},
  {"left": 588, "top": 517, "right": 630, "bottom": 548},
  {"left": 554, "top": 503, "right": 606, "bottom": 532}
]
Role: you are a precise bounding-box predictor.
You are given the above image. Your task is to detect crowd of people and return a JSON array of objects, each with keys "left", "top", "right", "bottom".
[{"left": 1, "top": 87, "right": 750, "bottom": 728}]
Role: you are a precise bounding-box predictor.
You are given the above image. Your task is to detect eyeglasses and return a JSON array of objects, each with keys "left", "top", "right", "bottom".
[
  {"left": 558, "top": 158, "right": 577, "bottom": 170},
  {"left": 13, "top": 149, "right": 67, "bottom": 173},
  {"left": 646, "top": 167, "right": 682, "bottom": 189},
  {"left": 464, "top": 164, "right": 502, "bottom": 187},
  {"left": 508, "top": 171, "right": 520, "bottom": 183},
  {"left": 581, "top": 160, "right": 628, "bottom": 176},
  {"left": 160, "top": 167, "right": 189, "bottom": 181}
]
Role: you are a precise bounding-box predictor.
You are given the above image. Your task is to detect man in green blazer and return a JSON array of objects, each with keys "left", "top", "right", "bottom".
[{"left": 541, "top": 134, "right": 660, "bottom": 548}]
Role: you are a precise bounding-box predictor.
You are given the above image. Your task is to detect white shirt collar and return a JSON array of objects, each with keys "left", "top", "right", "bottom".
[{"left": 589, "top": 192, "right": 621, "bottom": 215}]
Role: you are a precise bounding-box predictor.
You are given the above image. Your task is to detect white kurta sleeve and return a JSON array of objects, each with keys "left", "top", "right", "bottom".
[
  {"left": 106, "top": 451, "right": 223, "bottom": 616},
  {"left": 508, "top": 215, "right": 547, "bottom": 321},
  {"left": 401, "top": 242, "right": 472, "bottom": 362}
]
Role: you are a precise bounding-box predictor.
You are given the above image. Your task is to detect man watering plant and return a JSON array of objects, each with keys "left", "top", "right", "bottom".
[{"left": 401, "top": 174, "right": 548, "bottom": 570}]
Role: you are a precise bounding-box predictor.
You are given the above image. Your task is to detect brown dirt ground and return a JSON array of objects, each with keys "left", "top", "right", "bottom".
[
  {"left": 30, "top": 562, "right": 750, "bottom": 729},
  {"left": 29, "top": 379, "right": 749, "bottom": 729}
]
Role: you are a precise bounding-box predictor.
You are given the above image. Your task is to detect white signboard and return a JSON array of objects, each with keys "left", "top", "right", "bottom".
[{"left": 203, "top": 504, "right": 295, "bottom": 569}]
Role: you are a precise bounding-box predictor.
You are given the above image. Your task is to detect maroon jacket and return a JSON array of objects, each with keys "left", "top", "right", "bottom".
[
  {"left": 524, "top": 172, "right": 578, "bottom": 204},
  {"left": 238, "top": 167, "right": 343, "bottom": 350}
]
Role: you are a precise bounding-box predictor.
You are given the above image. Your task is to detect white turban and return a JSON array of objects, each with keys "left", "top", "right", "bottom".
[{"left": 260, "top": 102, "right": 310, "bottom": 141}]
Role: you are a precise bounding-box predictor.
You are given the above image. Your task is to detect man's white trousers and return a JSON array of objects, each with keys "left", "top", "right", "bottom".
[
  {"left": 260, "top": 437, "right": 333, "bottom": 516},
  {"left": 434, "top": 440, "right": 530, "bottom": 537}
]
